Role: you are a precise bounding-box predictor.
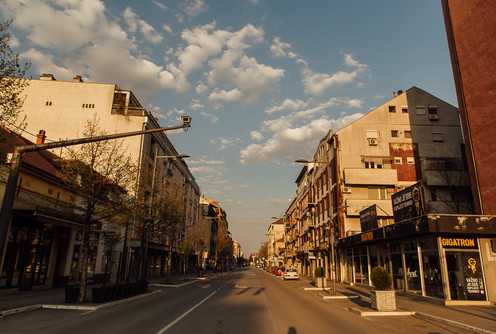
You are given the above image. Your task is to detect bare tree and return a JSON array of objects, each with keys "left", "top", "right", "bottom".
[
  {"left": 258, "top": 241, "right": 268, "bottom": 262},
  {"left": 60, "top": 116, "right": 136, "bottom": 303},
  {"left": 187, "top": 216, "right": 210, "bottom": 277},
  {"left": 0, "top": 19, "right": 30, "bottom": 163}
]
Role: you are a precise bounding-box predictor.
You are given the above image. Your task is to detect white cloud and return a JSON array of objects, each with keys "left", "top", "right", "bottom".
[
  {"left": 265, "top": 98, "right": 309, "bottom": 114},
  {"left": 123, "top": 7, "right": 163, "bottom": 44},
  {"left": 269, "top": 37, "right": 297, "bottom": 59},
  {"left": 240, "top": 97, "right": 365, "bottom": 165},
  {"left": 189, "top": 99, "right": 204, "bottom": 110},
  {"left": 200, "top": 111, "right": 219, "bottom": 123},
  {"left": 153, "top": 1, "right": 168, "bottom": 11},
  {"left": 250, "top": 130, "right": 263, "bottom": 142},
  {"left": 301, "top": 53, "right": 368, "bottom": 96},
  {"left": 1, "top": 0, "right": 188, "bottom": 100},
  {"left": 347, "top": 98, "right": 364, "bottom": 108},
  {"left": 211, "top": 137, "right": 242, "bottom": 150},
  {"left": 183, "top": 0, "right": 208, "bottom": 18}
]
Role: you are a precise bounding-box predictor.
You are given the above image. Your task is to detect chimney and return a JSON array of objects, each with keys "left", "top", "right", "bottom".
[
  {"left": 36, "top": 130, "right": 46, "bottom": 144},
  {"left": 73, "top": 75, "right": 84, "bottom": 83},
  {"left": 40, "top": 73, "right": 56, "bottom": 81},
  {"left": 397, "top": 90, "right": 403, "bottom": 95}
]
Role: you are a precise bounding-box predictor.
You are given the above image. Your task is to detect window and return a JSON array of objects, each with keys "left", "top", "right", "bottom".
[
  {"left": 366, "top": 130, "right": 378, "bottom": 139},
  {"left": 82, "top": 103, "right": 95, "bottom": 108},
  {"left": 404, "top": 131, "right": 412, "bottom": 138},
  {"left": 391, "top": 130, "right": 398, "bottom": 137},
  {"left": 402, "top": 107, "right": 408, "bottom": 113},
  {"left": 389, "top": 106, "right": 396, "bottom": 113},
  {"left": 407, "top": 157, "right": 415, "bottom": 165},
  {"left": 432, "top": 132, "right": 444, "bottom": 142},
  {"left": 428, "top": 106, "right": 438, "bottom": 115},
  {"left": 368, "top": 187, "right": 388, "bottom": 200},
  {"left": 45, "top": 101, "right": 52, "bottom": 106},
  {"left": 394, "top": 157, "right": 403, "bottom": 165},
  {"left": 416, "top": 106, "right": 426, "bottom": 115}
]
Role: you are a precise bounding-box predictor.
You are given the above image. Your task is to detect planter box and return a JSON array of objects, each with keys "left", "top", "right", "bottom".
[
  {"left": 65, "top": 287, "right": 79, "bottom": 303},
  {"left": 371, "top": 290, "right": 396, "bottom": 311},
  {"left": 316, "top": 277, "right": 327, "bottom": 288}
]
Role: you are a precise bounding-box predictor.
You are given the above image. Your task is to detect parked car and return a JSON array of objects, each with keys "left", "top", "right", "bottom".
[
  {"left": 283, "top": 268, "right": 299, "bottom": 280},
  {"left": 274, "top": 268, "right": 283, "bottom": 276}
]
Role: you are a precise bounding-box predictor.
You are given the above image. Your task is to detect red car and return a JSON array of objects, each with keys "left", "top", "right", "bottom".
[{"left": 274, "top": 268, "right": 282, "bottom": 276}]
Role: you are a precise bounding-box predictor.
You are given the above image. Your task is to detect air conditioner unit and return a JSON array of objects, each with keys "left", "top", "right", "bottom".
[
  {"left": 342, "top": 186, "right": 352, "bottom": 193},
  {"left": 368, "top": 138, "right": 378, "bottom": 146},
  {"left": 429, "top": 114, "right": 439, "bottom": 120},
  {"left": 5, "top": 153, "right": 13, "bottom": 163}
]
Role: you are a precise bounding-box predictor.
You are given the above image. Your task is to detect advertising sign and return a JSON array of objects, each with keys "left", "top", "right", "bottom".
[
  {"left": 391, "top": 182, "right": 425, "bottom": 223},
  {"left": 360, "top": 205, "right": 378, "bottom": 232},
  {"left": 462, "top": 252, "right": 486, "bottom": 300}
]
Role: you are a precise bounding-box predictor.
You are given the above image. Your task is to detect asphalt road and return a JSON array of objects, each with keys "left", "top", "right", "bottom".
[{"left": 0, "top": 268, "right": 471, "bottom": 334}]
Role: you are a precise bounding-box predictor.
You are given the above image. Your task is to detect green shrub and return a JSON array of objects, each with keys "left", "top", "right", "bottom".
[
  {"left": 314, "top": 267, "right": 325, "bottom": 278},
  {"left": 370, "top": 266, "right": 392, "bottom": 290}
]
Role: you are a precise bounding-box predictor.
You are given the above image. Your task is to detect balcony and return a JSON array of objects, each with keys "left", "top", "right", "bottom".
[
  {"left": 344, "top": 168, "right": 397, "bottom": 186},
  {"left": 346, "top": 199, "right": 393, "bottom": 217}
]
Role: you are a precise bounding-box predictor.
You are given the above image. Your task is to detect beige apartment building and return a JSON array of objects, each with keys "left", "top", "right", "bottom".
[
  {"left": 14, "top": 74, "right": 200, "bottom": 283},
  {"left": 286, "top": 87, "right": 496, "bottom": 303}
]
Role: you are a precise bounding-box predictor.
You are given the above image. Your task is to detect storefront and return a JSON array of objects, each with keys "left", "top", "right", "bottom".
[{"left": 337, "top": 214, "right": 496, "bottom": 304}]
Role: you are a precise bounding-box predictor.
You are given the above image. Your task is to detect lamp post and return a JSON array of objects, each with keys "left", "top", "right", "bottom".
[{"left": 0, "top": 117, "right": 191, "bottom": 272}]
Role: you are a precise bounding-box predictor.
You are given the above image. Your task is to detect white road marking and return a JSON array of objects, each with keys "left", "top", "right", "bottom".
[
  {"left": 156, "top": 291, "right": 217, "bottom": 334},
  {"left": 235, "top": 284, "right": 248, "bottom": 289}
]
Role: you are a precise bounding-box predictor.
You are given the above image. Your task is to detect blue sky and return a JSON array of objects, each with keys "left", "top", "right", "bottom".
[{"left": 1, "top": 0, "right": 456, "bottom": 255}]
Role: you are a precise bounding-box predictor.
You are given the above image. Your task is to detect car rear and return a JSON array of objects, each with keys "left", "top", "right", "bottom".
[{"left": 284, "top": 268, "right": 299, "bottom": 280}]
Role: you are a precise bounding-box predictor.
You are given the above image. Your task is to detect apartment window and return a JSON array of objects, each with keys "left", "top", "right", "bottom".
[
  {"left": 389, "top": 106, "right": 396, "bottom": 113},
  {"left": 45, "top": 101, "right": 52, "bottom": 106},
  {"left": 368, "top": 187, "right": 388, "bottom": 200},
  {"left": 391, "top": 130, "right": 398, "bottom": 138},
  {"left": 82, "top": 103, "right": 95, "bottom": 108},
  {"left": 407, "top": 157, "right": 415, "bottom": 165},
  {"left": 416, "top": 106, "right": 426, "bottom": 115},
  {"left": 432, "top": 132, "right": 444, "bottom": 142},
  {"left": 404, "top": 131, "right": 412, "bottom": 138},
  {"left": 394, "top": 157, "right": 403, "bottom": 165},
  {"left": 402, "top": 107, "right": 408, "bottom": 113},
  {"left": 428, "top": 106, "right": 438, "bottom": 115}
]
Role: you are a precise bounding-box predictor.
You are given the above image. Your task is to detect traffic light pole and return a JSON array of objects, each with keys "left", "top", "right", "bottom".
[{"left": 0, "top": 121, "right": 191, "bottom": 271}]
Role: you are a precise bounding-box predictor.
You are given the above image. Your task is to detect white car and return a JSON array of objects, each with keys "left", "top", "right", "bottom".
[{"left": 283, "top": 268, "right": 299, "bottom": 280}]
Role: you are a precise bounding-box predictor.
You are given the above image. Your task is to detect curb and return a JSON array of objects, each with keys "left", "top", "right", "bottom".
[
  {"left": 320, "top": 294, "right": 359, "bottom": 300},
  {"left": 349, "top": 307, "right": 415, "bottom": 317},
  {"left": 0, "top": 290, "right": 162, "bottom": 316},
  {"left": 415, "top": 312, "right": 496, "bottom": 334}
]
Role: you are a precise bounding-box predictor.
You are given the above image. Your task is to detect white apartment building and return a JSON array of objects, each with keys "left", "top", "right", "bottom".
[{"left": 17, "top": 74, "right": 201, "bottom": 281}]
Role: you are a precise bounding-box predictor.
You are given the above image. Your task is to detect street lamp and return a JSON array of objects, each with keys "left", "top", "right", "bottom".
[{"left": 0, "top": 117, "right": 191, "bottom": 271}]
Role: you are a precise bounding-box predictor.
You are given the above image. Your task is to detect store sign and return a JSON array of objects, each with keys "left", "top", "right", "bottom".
[
  {"left": 360, "top": 205, "right": 378, "bottom": 232},
  {"left": 392, "top": 182, "right": 425, "bottom": 223},
  {"left": 441, "top": 237, "right": 478, "bottom": 249},
  {"left": 462, "top": 252, "right": 486, "bottom": 300}
]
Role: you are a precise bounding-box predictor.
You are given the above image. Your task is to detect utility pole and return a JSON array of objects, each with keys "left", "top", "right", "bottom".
[{"left": 0, "top": 118, "right": 191, "bottom": 271}]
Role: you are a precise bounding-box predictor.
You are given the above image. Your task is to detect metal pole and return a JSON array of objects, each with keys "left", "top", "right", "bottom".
[{"left": 0, "top": 122, "right": 190, "bottom": 271}]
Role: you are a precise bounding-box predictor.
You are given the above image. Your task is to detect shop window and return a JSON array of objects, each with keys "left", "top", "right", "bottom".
[
  {"left": 446, "top": 252, "right": 486, "bottom": 301},
  {"left": 491, "top": 239, "right": 496, "bottom": 253},
  {"left": 422, "top": 252, "right": 444, "bottom": 298}
]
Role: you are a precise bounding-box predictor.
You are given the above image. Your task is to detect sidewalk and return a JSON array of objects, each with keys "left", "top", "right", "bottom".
[{"left": 315, "top": 278, "right": 496, "bottom": 334}]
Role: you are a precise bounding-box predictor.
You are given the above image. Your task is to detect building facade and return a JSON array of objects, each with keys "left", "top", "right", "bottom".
[
  {"left": 441, "top": 0, "right": 496, "bottom": 215},
  {"left": 6, "top": 74, "right": 201, "bottom": 286}
]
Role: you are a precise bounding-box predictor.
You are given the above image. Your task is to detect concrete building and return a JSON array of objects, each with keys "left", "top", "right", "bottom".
[
  {"left": 12, "top": 74, "right": 200, "bottom": 283},
  {"left": 441, "top": 1, "right": 496, "bottom": 215},
  {"left": 267, "top": 219, "right": 284, "bottom": 271}
]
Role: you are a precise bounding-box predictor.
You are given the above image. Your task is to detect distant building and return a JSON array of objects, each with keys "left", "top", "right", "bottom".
[
  {"left": 267, "top": 219, "right": 284, "bottom": 270},
  {"left": 441, "top": 0, "right": 496, "bottom": 215}
]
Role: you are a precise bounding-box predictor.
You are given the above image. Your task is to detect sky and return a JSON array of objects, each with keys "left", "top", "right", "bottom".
[{"left": 0, "top": 0, "right": 457, "bottom": 256}]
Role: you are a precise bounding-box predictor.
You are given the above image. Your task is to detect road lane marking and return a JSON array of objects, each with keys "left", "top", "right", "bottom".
[
  {"left": 254, "top": 272, "right": 280, "bottom": 334},
  {"left": 235, "top": 284, "right": 248, "bottom": 289},
  {"left": 156, "top": 291, "right": 217, "bottom": 334}
]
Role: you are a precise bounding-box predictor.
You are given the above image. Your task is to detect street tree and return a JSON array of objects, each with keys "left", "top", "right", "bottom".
[
  {"left": 0, "top": 19, "right": 30, "bottom": 164},
  {"left": 148, "top": 187, "right": 187, "bottom": 284},
  {"left": 186, "top": 216, "right": 210, "bottom": 276},
  {"left": 60, "top": 116, "right": 136, "bottom": 303},
  {"left": 258, "top": 241, "right": 268, "bottom": 264}
]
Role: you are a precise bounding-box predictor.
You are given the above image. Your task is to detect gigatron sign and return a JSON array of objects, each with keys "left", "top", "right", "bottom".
[{"left": 441, "top": 237, "right": 478, "bottom": 249}]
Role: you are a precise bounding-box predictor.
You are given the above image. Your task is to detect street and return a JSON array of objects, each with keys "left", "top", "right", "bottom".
[{"left": 0, "top": 267, "right": 472, "bottom": 334}]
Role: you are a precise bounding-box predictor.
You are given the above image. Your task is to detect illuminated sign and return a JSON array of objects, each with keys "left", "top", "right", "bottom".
[{"left": 441, "top": 237, "right": 477, "bottom": 249}]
